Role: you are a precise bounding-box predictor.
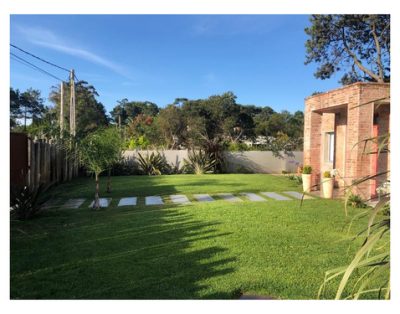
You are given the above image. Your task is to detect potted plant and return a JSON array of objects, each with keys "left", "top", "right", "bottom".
[
  {"left": 302, "top": 165, "right": 312, "bottom": 193},
  {"left": 321, "top": 170, "right": 334, "bottom": 199}
]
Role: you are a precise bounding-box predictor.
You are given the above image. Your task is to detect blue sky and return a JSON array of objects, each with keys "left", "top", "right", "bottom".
[{"left": 10, "top": 15, "right": 345, "bottom": 113}]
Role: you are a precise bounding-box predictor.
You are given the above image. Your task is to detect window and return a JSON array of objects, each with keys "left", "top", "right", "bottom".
[{"left": 326, "top": 132, "right": 335, "bottom": 163}]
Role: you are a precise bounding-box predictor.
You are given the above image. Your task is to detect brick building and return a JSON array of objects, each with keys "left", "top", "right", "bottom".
[{"left": 303, "top": 82, "right": 390, "bottom": 199}]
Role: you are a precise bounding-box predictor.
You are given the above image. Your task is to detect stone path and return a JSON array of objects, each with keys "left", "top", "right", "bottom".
[
  {"left": 241, "top": 193, "right": 267, "bottom": 202},
  {"left": 170, "top": 195, "right": 191, "bottom": 204},
  {"left": 118, "top": 197, "right": 137, "bottom": 206},
  {"left": 194, "top": 194, "right": 214, "bottom": 202},
  {"left": 62, "top": 198, "right": 86, "bottom": 209},
  {"left": 261, "top": 192, "right": 291, "bottom": 201},
  {"left": 89, "top": 198, "right": 112, "bottom": 208},
  {"left": 145, "top": 196, "right": 164, "bottom": 205},
  {"left": 54, "top": 191, "right": 316, "bottom": 210},
  {"left": 218, "top": 193, "right": 243, "bottom": 202},
  {"left": 283, "top": 191, "right": 314, "bottom": 200}
]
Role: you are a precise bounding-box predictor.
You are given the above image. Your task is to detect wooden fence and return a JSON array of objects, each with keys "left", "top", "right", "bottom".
[{"left": 10, "top": 132, "right": 79, "bottom": 189}]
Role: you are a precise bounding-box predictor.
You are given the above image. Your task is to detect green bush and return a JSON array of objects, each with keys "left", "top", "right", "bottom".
[
  {"left": 323, "top": 171, "right": 331, "bottom": 178},
  {"left": 302, "top": 165, "right": 312, "bottom": 174},
  {"left": 347, "top": 193, "right": 367, "bottom": 208},
  {"left": 182, "top": 149, "right": 216, "bottom": 175},
  {"left": 137, "top": 151, "right": 171, "bottom": 175},
  {"left": 110, "top": 158, "right": 140, "bottom": 176},
  {"left": 227, "top": 142, "right": 251, "bottom": 152},
  {"left": 10, "top": 184, "right": 51, "bottom": 220}
]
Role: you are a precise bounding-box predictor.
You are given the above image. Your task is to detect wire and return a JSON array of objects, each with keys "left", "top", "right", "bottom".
[
  {"left": 10, "top": 43, "right": 70, "bottom": 73},
  {"left": 10, "top": 52, "right": 66, "bottom": 82}
]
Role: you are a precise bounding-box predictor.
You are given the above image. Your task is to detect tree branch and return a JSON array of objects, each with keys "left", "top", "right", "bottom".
[
  {"left": 341, "top": 27, "right": 382, "bottom": 82},
  {"left": 370, "top": 20, "right": 384, "bottom": 81}
]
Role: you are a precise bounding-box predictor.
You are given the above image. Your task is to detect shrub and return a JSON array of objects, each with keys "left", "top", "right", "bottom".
[
  {"left": 302, "top": 165, "right": 312, "bottom": 174},
  {"left": 110, "top": 157, "right": 140, "bottom": 176},
  {"left": 10, "top": 184, "right": 51, "bottom": 220},
  {"left": 323, "top": 171, "right": 331, "bottom": 178},
  {"left": 182, "top": 149, "right": 216, "bottom": 175},
  {"left": 347, "top": 193, "right": 367, "bottom": 208},
  {"left": 227, "top": 142, "right": 250, "bottom": 152},
  {"left": 137, "top": 151, "right": 171, "bottom": 175}
]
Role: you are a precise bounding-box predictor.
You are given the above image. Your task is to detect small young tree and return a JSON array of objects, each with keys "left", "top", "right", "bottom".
[{"left": 77, "top": 128, "right": 123, "bottom": 209}]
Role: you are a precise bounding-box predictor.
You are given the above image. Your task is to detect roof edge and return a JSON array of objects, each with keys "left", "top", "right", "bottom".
[{"left": 305, "top": 82, "right": 390, "bottom": 100}]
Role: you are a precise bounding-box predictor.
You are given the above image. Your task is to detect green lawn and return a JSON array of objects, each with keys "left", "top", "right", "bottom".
[{"left": 11, "top": 174, "right": 371, "bottom": 299}]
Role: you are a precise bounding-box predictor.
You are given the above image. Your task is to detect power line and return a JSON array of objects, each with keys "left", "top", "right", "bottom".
[
  {"left": 10, "top": 52, "right": 66, "bottom": 82},
  {"left": 10, "top": 43, "right": 70, "bottom": 73}
]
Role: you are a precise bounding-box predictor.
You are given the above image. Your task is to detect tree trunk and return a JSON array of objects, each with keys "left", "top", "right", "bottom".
[
  {"left": 94, "top": 172, "right": 100, "bottom": 209},
  {"left": 106, "top": 169, "right": 111, "bottom": 193}
]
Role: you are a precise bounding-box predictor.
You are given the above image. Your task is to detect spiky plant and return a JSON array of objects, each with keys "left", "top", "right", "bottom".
[
  {"left": 137, "top": 151, "right": 171, "bottom": 175},
  {"left": 182, "top": 149, "right": 216, "bottom": 175}
]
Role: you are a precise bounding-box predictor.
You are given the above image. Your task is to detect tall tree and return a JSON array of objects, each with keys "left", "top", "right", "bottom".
[
  {"left": 49, "top": 80, "right": 109, "bottom": 137},
  {"left": 10, "top": 88, "right": 21, "bottom": 129},
  {"left": 15, "top": 88, "right": 46, "bottom": 130},
  {"left": 305, "top": 15, "right": 390, "bottom": 84}
]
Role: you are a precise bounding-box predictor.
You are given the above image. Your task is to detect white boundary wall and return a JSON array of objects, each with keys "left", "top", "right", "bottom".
[{"left": 123, "top": 150, "right": 303, "bottom": 174}]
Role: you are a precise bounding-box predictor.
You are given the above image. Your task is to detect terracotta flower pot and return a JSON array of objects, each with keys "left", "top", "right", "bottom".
[
  {"left": 322, "top": 178, "right": 334, "bottom": 199},
  {"left": 302, "top": 174, "right": 312, "bottom": 193}
]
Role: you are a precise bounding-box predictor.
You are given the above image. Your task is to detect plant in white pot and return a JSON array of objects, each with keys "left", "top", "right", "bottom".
[
  {"left": 302, "top": 165, "right": 312, "bottom": 193},
  {"left": 321, "top": 170, "right": 334, "bottom": 199}
]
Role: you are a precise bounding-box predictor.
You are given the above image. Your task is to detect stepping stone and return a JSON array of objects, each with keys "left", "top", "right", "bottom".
[
  {"left": 118, "top": 197, "right": 137, "bottom": 206},
  {"left": 42, "top": 198, "right": 60, "bottom": 209},
  {"left": 261, "top": 192, "right": 291, "bottom": 201},
  {"left": 218, "top": 193, "right": 243, "bottom": 202},
  {"left": 145, "top": 196, "right": 164, "bottom": 205},
  {"left": 194, "top": 194, "right": 214, "bottom": 202},
  {"left": 283, "top": 191, "right": 314, "bottom": 200},
  {"left": 62, "top": 198, "right": 85, "bottom": 209},
  {"left": 241, "top": 193, "right": 267, "bottom": 202},
  {"left": 89, "top": 198, "right": 112, "bottom": 208},
  {"left": 170, "top": 195, "right": 191, "bottom": 204}
]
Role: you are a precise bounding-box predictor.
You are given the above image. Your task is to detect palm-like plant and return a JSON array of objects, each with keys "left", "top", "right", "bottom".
[
  {"left": 183, "top": 149, "right": 216, "bottom": 175},
  {"left": 75, "top": 128, "right": 123, "bottom": 209},
  {"left": 318, "top": 100, "right": 390, "bottom": 299},
  {"left": 137, "top": 151, "right": 171, "bottom": 175}
]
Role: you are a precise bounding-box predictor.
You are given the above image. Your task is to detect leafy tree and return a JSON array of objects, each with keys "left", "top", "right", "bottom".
[
  {"left": 49, "top": 80, "right": 109, "bottom": 137},
  {"left": 11, "top": 88, "right": 46, "bottom": 131},
  {"left": 10, "top": 88, "right": 21, "bottom": 129},
  {"left": 305, "top": 15, "right": 390, "bottom": 84},
  {"left": 76, "top": 128, "right": 123, "bottom": 209},
  {"left": 156, "top": 104, "right": 186, "bottom": 149}
]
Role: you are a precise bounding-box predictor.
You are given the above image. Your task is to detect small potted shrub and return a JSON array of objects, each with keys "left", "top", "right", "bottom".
[
  {"left": 301, "top": 165, "right": 312, "bottom": 193},
  {"left": 321, "top": 170, "right": 334, "bottom": 199}
]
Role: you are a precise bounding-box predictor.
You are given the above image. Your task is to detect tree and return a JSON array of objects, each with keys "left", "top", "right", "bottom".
[
  {"left": 10, "top": 88, "right": 21, "bottom": 129},
  {"left": 76, "top": 128, "right": 123, "bottom": 209},
  {"left": 305, "top": 15, "right": 390, "bottom": 84},
  {"left": 156, "top": 104, "right": 186, "bottom": 149},
  {"left": 12, "top": 88, "right": 46, "bottom": 131},
  {"left": 49, "top": 80, "right": 109, "bottom": 137}
]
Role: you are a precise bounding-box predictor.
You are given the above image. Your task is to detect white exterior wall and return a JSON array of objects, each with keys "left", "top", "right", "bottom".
[{"left": 123, "top": 150, "right": 303, "bottom": 174}]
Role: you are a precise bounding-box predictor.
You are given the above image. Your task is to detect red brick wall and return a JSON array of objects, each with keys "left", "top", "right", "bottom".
[{"left": 304, "top": 82, "right": 390, "bottom": 198}]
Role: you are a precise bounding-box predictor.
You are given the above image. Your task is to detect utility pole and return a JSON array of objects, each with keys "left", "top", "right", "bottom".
[
  {"left": 69, "top": 69, "right": 76, "bottom": 136},
  {"left": 60, "top": 81, "right": 64, "bottom": 137}
]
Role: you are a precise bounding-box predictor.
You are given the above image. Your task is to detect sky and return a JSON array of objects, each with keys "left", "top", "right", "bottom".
[{"left": 10, "top": 15, "right": 346, "bottom": 114}]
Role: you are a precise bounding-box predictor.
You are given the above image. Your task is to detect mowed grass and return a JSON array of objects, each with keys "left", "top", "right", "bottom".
[{"left": 11, "top": 174, "right": 373, "bottom": 299}]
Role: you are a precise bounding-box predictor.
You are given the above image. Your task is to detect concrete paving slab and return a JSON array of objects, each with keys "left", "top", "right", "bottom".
[
  {"left": 170, "top": 195, "right": 191, "bottom": 204},
  {"left": 118, "top": 197, "right": 137, "bottom": 206},
  {"left": 42, "top": 198, "right": 60, "bottom": 209},
  {"left": 62, "top": 198, "right": 86, "bottom": 209},
  {"left": 218, "top": 193, "right": 243, "bottom": 202},
  {"left": 283, "top": 191, "right": 314, "bottom": 200},
  {"left": 241, "top": 193, "right": 267, "bottom": 202},
  {"left": 89, "top": 198, "right": 112, "bottom": 208},
  {"left": 261, "top": 192, "right": 291, "bottom": 201},
  {"left": 194, "top": 194, "right": 214, "bottom": 202},
  {"left": 145, "top": 196, "right": 164, "bottom": 205}
]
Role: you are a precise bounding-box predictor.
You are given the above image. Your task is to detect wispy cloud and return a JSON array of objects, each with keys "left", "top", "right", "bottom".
[
  {"left": 15, "top": 25, "right": 131, "bottom": 79},
  {"left": 192, "top": 15, "right": 286, "bottom": 37}
]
